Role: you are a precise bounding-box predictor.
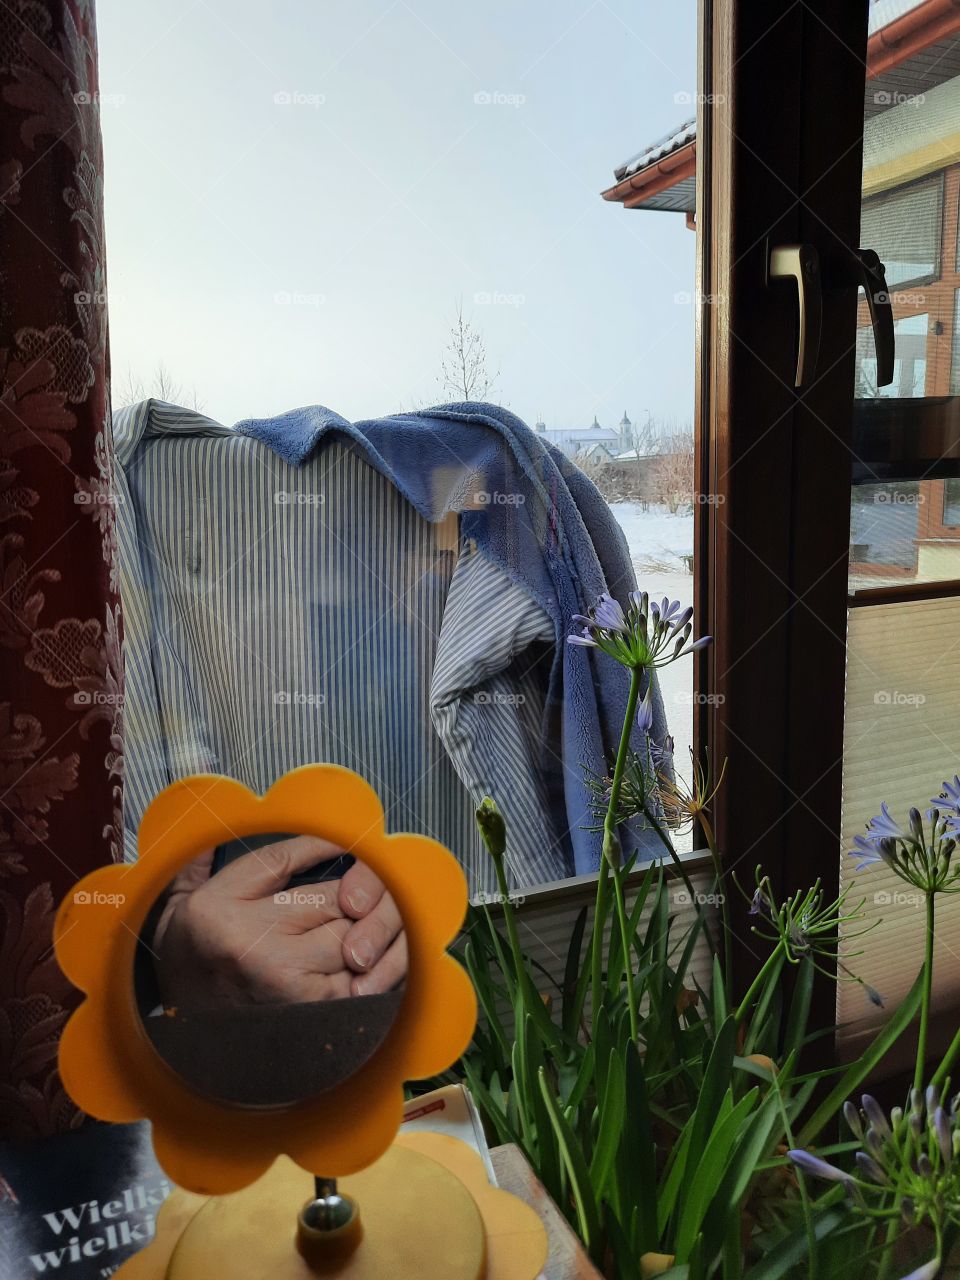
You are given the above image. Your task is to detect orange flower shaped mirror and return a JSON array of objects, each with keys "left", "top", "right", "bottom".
[{"left": 55, "top": 765, "right": 547, "bottom": 1280}]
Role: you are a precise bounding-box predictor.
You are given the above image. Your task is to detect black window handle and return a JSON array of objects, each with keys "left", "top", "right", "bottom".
[{"left": 846, "top": 247, "right": 895, "bottom": 388}]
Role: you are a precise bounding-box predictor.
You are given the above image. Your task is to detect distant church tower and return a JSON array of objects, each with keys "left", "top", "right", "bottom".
[{"left": 619, "top": 410, "right": 633, "bottom": 452}]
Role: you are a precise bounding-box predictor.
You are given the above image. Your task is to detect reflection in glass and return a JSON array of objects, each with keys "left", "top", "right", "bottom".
[
  {"left": 859, "top": 174, "right": 942, "bottom": 290},
  {"left": 135, "top": 835, "right": 405, "bottom": 1107},
  {"left": 944, "top": 478, "right": 960, "bottom": 526},
  {"left": 855, "top": 313, "right": 928, "bottom": 400}
]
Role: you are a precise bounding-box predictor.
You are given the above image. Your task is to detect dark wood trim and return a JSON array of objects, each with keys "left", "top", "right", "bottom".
[
  {"left": 852, "top": 395, "right": 960, "bottom": 479},
  {"left": 706, "top": 1, "right": 870, "bottom": 1039},
  {"left": 849, "top": 576, "right": 960, "bottom": 605}
]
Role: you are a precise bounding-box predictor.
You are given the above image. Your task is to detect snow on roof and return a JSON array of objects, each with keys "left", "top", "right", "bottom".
[
  {"left": 869, "top": 0, "right": 926, "bottom": 35},
  {"left": 614, "top": 117, "right": 696, "bottom": 181},
  {"left": 539, "top": 427, "right": 619, "bottom": 441},
  {"left": 611, "top": 1, "right": 933, "bottom": 184}
]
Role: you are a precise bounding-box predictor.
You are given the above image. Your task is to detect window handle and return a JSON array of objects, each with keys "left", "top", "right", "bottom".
[
  {"left": 766, "top": 243, "right": 822, "bottom": 388},
  {"left": 844, "top": 247, "right": 894, "bottom": 388}
]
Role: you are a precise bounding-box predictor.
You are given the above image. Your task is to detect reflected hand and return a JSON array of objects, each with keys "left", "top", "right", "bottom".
[
  {"left": 152, "top": 836, "right": 356, "bottom": 1008},
  {"left": 337, "top": 860, "right": 407, "bottom": 996}
]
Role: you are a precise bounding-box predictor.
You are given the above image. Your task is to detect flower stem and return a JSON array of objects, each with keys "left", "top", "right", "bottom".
[
  {"left": 699, "top": 811, "right": 732, "bottom": 1005},
  {"left": 915, "top": 889, "right": 936, "bottom": 1091},
  {"left": 640, "top": 801, "right": 720, "bottom": 963},
  {"left": 734, "top": 942, "right": 786, "bottom": 1023},
  {"left": 591, "top": 666, "right": 642, "bottom": 1038}
]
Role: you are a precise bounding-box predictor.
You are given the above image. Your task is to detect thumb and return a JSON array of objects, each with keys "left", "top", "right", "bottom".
[{"left": 210, "top": 835, "right": 348, "bottom": 900}]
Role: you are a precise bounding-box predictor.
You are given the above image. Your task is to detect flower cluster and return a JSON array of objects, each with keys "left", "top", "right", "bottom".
[
  {"left": 852, "top": 800, "right": 960, "bottom": 895},
  {"left": 745, "top": 867, "right": 881, "bottom": 1001},
  {"left": 790, "top": 1085, "right": 960, "bottom": 1280},
  {"left": 568, "top": 592, "right": 710, "bottom": 672}
]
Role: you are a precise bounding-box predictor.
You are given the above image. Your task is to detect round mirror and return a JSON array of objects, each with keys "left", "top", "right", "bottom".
[{"left": 134, "top": 832, "right": 406, "bottom": 1107}]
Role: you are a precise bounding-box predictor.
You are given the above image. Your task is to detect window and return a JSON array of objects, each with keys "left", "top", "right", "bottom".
[{"left": 860, "top": 173, "right": 943, "bottom": 289}]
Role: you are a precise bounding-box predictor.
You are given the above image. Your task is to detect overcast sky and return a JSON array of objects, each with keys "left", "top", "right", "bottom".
[{"left": 97, "top": 0, "right": 697, "bottom": 431}]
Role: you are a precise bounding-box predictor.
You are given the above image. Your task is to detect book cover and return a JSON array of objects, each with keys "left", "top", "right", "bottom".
[{"left": 0, "top": 1122, "right": 169, "bottom": 1279}]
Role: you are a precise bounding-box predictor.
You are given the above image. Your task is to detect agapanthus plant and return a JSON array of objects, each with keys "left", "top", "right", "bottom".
[
  {"left": 852, "top": 798, "right": 960, "bottom": 1089},
  {"left": 790, "top": 1084, "right": 960, "bottom": 1280},
  {"left": 568, "top": 592, "right": 712, "bottom": 1032},
  {"left": 453, "top": 584, "right": 953, "bottom": 1279},
  {"left": 568, "top": 590, "right": 711, "bottom": 670}
]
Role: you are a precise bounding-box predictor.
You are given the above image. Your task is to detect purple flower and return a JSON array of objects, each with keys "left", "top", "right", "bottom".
[
  {"left": 843, "top": 1101, "right": 863, "bottom": 1139},
  {"left": 934, "top": 1107, "right": 952, "bottom": 1167},
  {"left": 862, "top": 1095, "right": 890, "bottom": 1139},
  {"left": 865, "top": 802, "right": 905, "bottom": 842},
  {"left": 787, "top": 1150, "right": 849, "bottom": 1183},
  {"left": 636, "top": 689, "right": 654, "bottom": 736},
  {"left": 900, "top": 1260, "right": 941, "bottom": 1280},
  {"left": 592, "top": 593, "right": 627, "bottom": 633},
  {"left": 934, "top": 774, "right": 960, "bottom": 814},
  {"left": 855, "top": 1151, "right": 887, "bottom": 1184},
  {"left": 567, "top": 629, "right": 598, "bottom": 648}
]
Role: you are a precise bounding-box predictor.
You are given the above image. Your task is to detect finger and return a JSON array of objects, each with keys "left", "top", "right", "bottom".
[
  {"left": 302, "top": 970, "right": 354, "bottom": 1002},
  {"left": 341, "top": 894, "right": 403, "bottom": 974},
  {"left": 338, "top": 860, "right": 386, "bottom": 920},
  {"left": 351, "top": 932, "right": 407, "bottom": 996},
  {"left": 297, "top": 916, "right": 352, "bottom": 973},
  {"left": 166, "top": 848, "right": 215, "bottom": 897},
  {"left": 212, "top": 836, "right": 348, "bottom": 900},
  {"left": 271, "top": 881, "right": 346, "bottom": 930}
]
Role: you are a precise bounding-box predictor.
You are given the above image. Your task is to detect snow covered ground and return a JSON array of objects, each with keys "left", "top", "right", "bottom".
[{"left": 609, "top": 504, "right": 696, "bottom": 848}]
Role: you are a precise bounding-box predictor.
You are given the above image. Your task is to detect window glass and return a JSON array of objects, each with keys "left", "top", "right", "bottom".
[
  {"left": 859, "top": 175, "right": 942, "bottom": 289},
  {"left": 98, "top": 2, "right": 701, "bottom": 889},
  {"left": 854, "top": 312, "right": 928, "bottom": 400}
]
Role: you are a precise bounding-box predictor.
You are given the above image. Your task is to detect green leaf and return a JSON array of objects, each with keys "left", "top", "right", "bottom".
[
  {"left": 742, "top": 951, "right": 785, "bottom": 1057},
  {"left": 700, "top": 1087, "right": 782, "bottom": 1252},
  {"left": 562, "top": 905, "right": 589, "bottom": 1039},
  {"left": 712, "top": 954, "right": 728, "bottom": 1027},
  {"left": 674, "top": 1087, "right": 759, "bottom": 1260},
  {"left": 618, "top": 1038, "right": 659, "bottom": 1253},
  {"left": 782, "top": 955, "right": 814, "bottom": 1059},
  {"left": 589, "top": 1048, "right": 626, "bottom": 1197},
  {"left": 796, "top": 968, "right": 924, "bottom": 1148},
  {"left": 744, "top": 1203, "right": 846, "bottom": 1279},
  {"left": 538, "top": 1066, "right": 603, "bottom": 1261}
]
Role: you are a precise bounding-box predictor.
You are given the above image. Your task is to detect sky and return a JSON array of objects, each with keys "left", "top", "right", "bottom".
[{"left": 97, "top": 0, "right": 697, "bottom": 431}]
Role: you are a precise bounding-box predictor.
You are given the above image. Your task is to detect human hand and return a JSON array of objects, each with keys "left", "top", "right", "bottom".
[
  {"left": 151, "top": 835, "right": 357, "bottom": 1009},
  {"left": 337, "top": 859, "right": 407, "bottom": 996}
]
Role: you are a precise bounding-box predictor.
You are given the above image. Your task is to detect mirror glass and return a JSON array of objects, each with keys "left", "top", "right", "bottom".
[{"left": 134, "top": 832, "right": 405, "bottom": 1107}]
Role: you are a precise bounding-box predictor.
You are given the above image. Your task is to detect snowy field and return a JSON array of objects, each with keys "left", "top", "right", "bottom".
[{"left": 609, "top": 504, "right": 695, "bottom": 848}]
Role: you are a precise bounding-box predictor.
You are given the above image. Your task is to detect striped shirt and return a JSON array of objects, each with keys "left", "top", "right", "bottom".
[{"left": 114, "top": 400, "right": 564, "bottom": 893}]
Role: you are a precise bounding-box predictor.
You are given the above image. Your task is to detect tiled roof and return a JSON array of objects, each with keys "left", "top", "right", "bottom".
[
  {"left": 869, "top": 0, "right": 926, "bottom": 36},
  {"left": 608, "top": 0, "right": 953, "bottom": 205},
  {"left": 613, "top": 117, "right": 696, "bottom": 182}
]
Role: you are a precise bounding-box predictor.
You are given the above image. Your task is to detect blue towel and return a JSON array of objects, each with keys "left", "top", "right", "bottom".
[{"left": 235, "top": 401, "right": 670, "bottom": 875}]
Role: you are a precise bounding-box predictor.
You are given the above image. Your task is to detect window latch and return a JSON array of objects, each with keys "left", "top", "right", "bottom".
[
  {"left": 842, "top": 247, "right": 895, "bottom": 388},
  {"left": 766, "top": 243, "right": 822, "bottom": 389}
]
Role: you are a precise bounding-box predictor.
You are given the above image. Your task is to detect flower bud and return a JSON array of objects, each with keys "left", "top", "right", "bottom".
[
  {"left": 475, "top": 797, "right": 506, "bottom": 861},
  {"left": 843, "top": 1101, "right": 863, "bottom": 1140}
]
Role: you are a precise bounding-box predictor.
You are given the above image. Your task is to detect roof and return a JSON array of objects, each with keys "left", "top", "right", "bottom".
[
  {"left": 604, "top": 0, "right": 960, "bottom": 212},
  {"left": 538, "top": 427, "right": 620, "bottom": 442},
  {"left": 614, "top": 118, "right": 696, "bottom": 181},
  {"left": 869, "top": 0, "right": 927, "bottom": 34}
]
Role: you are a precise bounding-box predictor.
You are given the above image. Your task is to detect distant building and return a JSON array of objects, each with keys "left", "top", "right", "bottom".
[{"left": 533, "top": 413, "right": 633, "bottom": 462}]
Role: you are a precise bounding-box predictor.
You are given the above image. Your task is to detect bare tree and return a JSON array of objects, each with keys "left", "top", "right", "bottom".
[
  {"left": 438, "top": 300, "right": 498, "bottom": 402},
  {"left": 650, "top": 428, "right": 695, "bottom": 514},
  {"left": 114, "top": 361, "right": 203, "bottom": 411}
]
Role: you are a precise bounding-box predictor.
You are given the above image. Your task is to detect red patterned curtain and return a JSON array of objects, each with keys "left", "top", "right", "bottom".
[{"left": 0, "top": 0, "right": 122, "bottom": 1139}]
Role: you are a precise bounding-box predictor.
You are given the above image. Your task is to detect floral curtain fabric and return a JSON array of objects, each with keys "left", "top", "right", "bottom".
[{"left": 0, "top": 0, "right": 122, "bottom": 1139}]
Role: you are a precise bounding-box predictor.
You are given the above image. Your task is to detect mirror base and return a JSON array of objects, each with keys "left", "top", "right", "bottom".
[{"left": 165, "top": 1146, "right": 486, "bottom": 1279}]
